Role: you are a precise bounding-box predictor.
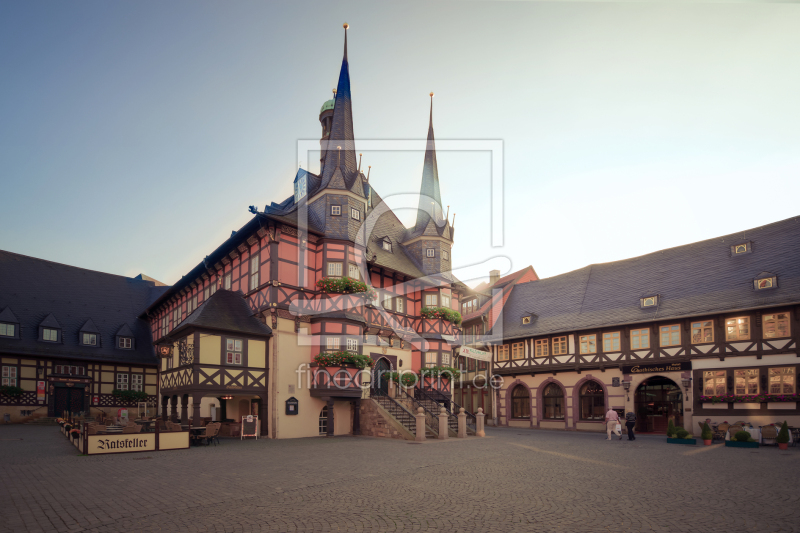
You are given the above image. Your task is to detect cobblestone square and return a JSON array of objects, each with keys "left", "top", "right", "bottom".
[{"left": 1, "top": 425, "right": 799, "bottom": 532}]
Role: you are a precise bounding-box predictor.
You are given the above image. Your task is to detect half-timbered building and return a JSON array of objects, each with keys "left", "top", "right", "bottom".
[
  {"left": 491, "top": 216, "right": 800, "bottom": 434},
  {"left": 140, "top": 26, "right": 467, "bottom": 439},
  {"left": 0, "top": 250, "right": 165, "bottom": 423}
]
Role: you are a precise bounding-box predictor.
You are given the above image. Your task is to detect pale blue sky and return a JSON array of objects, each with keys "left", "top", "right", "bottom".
[{"left": 1, "top": 1, "right": 799, "bottom": 287}]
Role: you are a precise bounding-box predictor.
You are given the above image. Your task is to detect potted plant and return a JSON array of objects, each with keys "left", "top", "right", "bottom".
[
  {"left": 776, "top": 421, "right": 790, "bottom": 451},
  {"left": 666, "top": 419, "right": 676, "bottom": 439},
  {"left": 701, "top": 422, "right": 713, "bottom": 446},
  {"left": 69, "top": 428, "right": 80, "bottom": 440},
  {"left": 667, "top": 427, "right": 696, "bottom": 445}
]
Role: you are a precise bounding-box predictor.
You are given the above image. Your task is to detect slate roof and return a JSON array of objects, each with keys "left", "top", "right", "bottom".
[
  {"left": 170, "top": 290, "right": 272, "bottom": 338},
  {"left": 0, "top": 250, "right": 169, "bottom": 364},
  {"left": 499, "top": 216, "right": 800, "bottom": 341}
]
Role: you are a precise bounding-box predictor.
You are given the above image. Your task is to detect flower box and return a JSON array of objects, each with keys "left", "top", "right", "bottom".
[
  {"left": 725, "top": 440, "right": 759, "bottom": 449},
  {"left": 667, "top": 438, "right": 696, "bottom": 445},
  {"left": 733, "top": 403, "right": 761, "bottom": 410},
  {"left": 309, "top": 363, "right": 363, "bottom": 398},
  {"left": 702, "top": 403, "right": 729, "bottom": 410},
  {"left": 767, "top": 402, "right": 797, "bottom": 410}
]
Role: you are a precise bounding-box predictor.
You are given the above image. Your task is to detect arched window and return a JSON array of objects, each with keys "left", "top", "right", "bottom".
[
  {"left": 542, "top": 383, "right": 564, "bottom": 419},
  {"left": 510, "top": 385, "right": 530, "bottom": 419},
  {"left": 319, "top": 406, "right": 328, "bottom": 435},
  {"left": 579, "top": 381, "right": 605, "bottom": 420}
]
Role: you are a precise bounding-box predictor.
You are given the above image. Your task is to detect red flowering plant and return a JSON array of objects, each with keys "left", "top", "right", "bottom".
[
  {"left": 316, "top": 277, "right": 378, "bottom": 301},
  {"left": 699, "top": 393, "right": 800, "bottom": 404},
  {"left": 383, "top": 372, "right": 419, "bottom": 387},
  {"left": 69, "top": 428, "right": 80, "bottom": 438},
  {"left": 419, "top": 366, "right": 461, "bottom": 380},
  {"left": 420, "top": 307, "right": 462, "bottom": 325},
  {"left": 313, "top": 351, "right": 374, "bottom": 370}
]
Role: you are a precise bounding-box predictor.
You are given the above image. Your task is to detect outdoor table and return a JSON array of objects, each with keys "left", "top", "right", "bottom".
[{"left": 189, "top": 427, "right": 206, "bottom": 446}]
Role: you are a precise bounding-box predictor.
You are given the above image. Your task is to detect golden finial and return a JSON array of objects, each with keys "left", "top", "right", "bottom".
[
  {"left": 343, "top": 23, "right": 349, "bottom": 30},
  {"left": 430, "top": 92, "right": 434, "bottom": 98}
]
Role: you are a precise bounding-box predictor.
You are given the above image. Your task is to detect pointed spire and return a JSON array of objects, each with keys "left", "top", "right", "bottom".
[
  {"left": 414, "top": 92, "right": 444, "bottom": 232},
  {"left": 320, "top": 23, "right": 358, "bottom": 189}
]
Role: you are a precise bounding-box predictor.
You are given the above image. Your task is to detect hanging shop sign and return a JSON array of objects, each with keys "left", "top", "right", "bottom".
[
  {"left": 458, "top": 346, "right": 492, "bottom": 362},
  {"left": 622, "top": 361, "right": 692, "bottom": 374}
]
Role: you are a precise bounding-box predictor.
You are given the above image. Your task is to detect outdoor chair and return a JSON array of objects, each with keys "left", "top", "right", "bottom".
[
  {"left": 761, "top": 425, "right": 778, "bottom": 445},
  {"left": 208, "top": 423, "right": 221, "bottom": 446},
  {"left": 121, "top": 426, "right": 135, "bottom": 434},
  {"left": 713, "top": 423, "right": 729, "bottom": 441},
  {"left": 86, "top": 426, "right": 97, "bottom": 435},
  {"left": 134, "top": 424, "right": 142, "bottom": 433},
  {"left": 728, "top": 425, "right": 743, "bottom": 438}
]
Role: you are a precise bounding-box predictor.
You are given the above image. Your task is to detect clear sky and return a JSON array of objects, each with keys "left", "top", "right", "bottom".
[{"left": 1, "top": 1, "right": 799, "bottom": 287}]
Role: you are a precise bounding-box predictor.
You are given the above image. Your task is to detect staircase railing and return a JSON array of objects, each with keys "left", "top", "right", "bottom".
[
  {"left": 414, "top": 387, "right": 476, "bottom": 434},
  {"left": 449, "top": 398, "right": 477, "bottom": 433},
  {"left": 371, "top": 388, "right": 420, "bottom": 435},
  {"left": 395, "top": 387, "right": 442, "bottom": 435}
]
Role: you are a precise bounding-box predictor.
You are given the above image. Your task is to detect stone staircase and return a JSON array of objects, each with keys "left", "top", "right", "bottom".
[{"left": 372, "top": 393, "right": 426, "bottom": 437}]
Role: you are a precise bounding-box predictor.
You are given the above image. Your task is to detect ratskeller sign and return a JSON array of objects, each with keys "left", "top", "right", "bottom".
[{"left": 622, "top": 361, "right": 691, "bottom": 374}]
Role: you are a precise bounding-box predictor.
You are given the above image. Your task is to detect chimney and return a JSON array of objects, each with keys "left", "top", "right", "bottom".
[{"left": 489, "top": 269, "right": 500, "bottom": 286}]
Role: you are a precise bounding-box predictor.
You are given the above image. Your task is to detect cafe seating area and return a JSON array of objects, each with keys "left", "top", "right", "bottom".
[{"left": 701, "top": 420, "right": 797, "bottom": 446}]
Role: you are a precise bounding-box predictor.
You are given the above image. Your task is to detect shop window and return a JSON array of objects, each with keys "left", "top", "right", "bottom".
[
  {"left": 691, "top": 321, "right": 714, "bottom": 344},
  {"left": 703, "top": 370, "right": 726, "bottom": 396},
  {"left": 542, "top": 383, "right": 564, "bottom": 420},
  {"left": 763, "top": 313, "right": 790, "bottom": 339},
  {"left": 534, "top": 339, "right": 549, "bottom": 357},
  {"left": 734, "top": 369, "right": 759, "bottom": 395},
  {"left": 579, "top": 381, "right": 605, "bottom": 420},
  {"left": 769, "top": 367, "right": 795, "bottom": 394},
  {"left": 630, "top": 328, "right": 650, "bottom": 350},
  {"left": 226, "top": 339, "right": 243, "bottom": 364},
  {"left": 1, "top": 366, "right": 17, "bottom": 387},
  {"left": 511, "top": 342, "right": 525, "bottom": 360},
  {"left": 116, "top": 373, "right": 129, "bottom": 391},
  {"left": 602, "top": 332, "right": 620, "bottom": 352},
  {"left": 725, "top": 317, "right": 750, "bottom": 341},
  {"left": 552, "top": 336, "right": 567, "bottom": 355},
  {"left": 0, "top": 323, "right": 15, "bottom": 337},
  {"left": 510, "top": 385, "right": 530, "bottom": 419},
  {"left": 497, "top": 345, "right": 510, "bottom": 362},
  {"left": 579, "top": 335, "right": 596, "bottom": 354},
  {"left": 660, "top": 325, "right": 681, "bottom": 347}
]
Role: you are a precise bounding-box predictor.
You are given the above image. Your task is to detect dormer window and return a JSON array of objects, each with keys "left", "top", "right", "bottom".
[
  {"left": 119, "top": 337, "right": 133, "bottom": 349},
  {"left": 731, "top": 242, "right": 752, "bottom": 256},
  {"left": 43, "top": 328, "right": 59, "bottom": 342},
  {"left": 0, "top": 323, "right": 15, "bottom": 337},
  {"left": 522, "top": 316, "right": 531, "bottom": 325},
  {"left": 82, "top": 333, "right": 97, "bottom": 346},
  {"left": 294, "top": 175, "right": 307, "bottom": 203},
  {"left": 382, "top": 239, "right": 392, "bottom": 252},
  {"left": 753, "top": 272, "right": 777, "bottom": 290},
  {"left": 640, "top": 296, "right": 658, "bottom": 308},
  {"left": 0, "top": 308, "right": 19, "bottom": 338}
]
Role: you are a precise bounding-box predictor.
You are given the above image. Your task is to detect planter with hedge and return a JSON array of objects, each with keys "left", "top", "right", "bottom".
[
  {"left": 725, "top": 430, "right": 760, "bottom": 448},
  {"left": 666, "top": 426, "right": 696, "bottom": 445}
]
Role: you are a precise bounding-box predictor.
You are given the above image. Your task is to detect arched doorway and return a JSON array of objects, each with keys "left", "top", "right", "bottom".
[
  {"left": 372, "top": 357, "right": 392, "bottom": 395},
  {"left": 634, "top": 376, "right": 683, "bottom": 433}
]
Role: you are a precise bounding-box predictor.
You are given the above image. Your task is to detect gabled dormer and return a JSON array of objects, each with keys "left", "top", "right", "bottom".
[
  {"left": 39, "top": 313, "right": 61, "bottom": 343},
  {"left": 115, "top": 323, "right": 135, "bottom": 350},
  {"left": 79, "top": 319, "right": 100, "bottom": 347},
  {"left": 0, "top": 307, "right": 20, "bottom": 339}
]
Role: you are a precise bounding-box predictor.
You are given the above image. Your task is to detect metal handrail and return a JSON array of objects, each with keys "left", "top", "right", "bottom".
[
  {"left": 449, "top": 398, "right": 477, "bottom": 432},
  {"left": 414, "top": 387, "right": 477, "bottom": 433},
  {"left": 395, "top": 387, "right": 440, "bottom": 435},
  {"left": 371, "top": 388, "right": 420, "bottom": 433}
]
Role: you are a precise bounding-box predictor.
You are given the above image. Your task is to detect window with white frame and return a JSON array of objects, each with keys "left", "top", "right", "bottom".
[
  {"left": 224, "top": 273, "right": 232, "bottom": 290},
  {"left": 326, "top": 337, "right": 340, "bottom": 351},
  {"left": 226, "top": 339, "right": 243, "bottom": 364},
  {"left": 602, "top": 332, "right": 620, "bottom": 352},
  {"left": 424, "top": 294, "right": 438, "bottom": 307},
  {"left": 350, "top": 207, "right": 360, "bottom": 220},
  {"left": 534, "top": 339, "right": 549, "bottom": 357},
  {"left": 119, "top": 337, "right": 132, "bottom": 349},
  {"left": 497, "top": 345, "right": 510, "bottom": 361},
  {"left": 725, "top": 317, "right": 750, "bottom": 341},
  {"left": 327, "top": 262, "right": 342, "bottom": 278},
  {"left": 441, "top": 294, "right": 451, "bottom": 308},
  {"left": 769, "top": 367, "right": 795, "bottom": 394},
  {"left": 579, "top": 334, "right": 596, "bottom": 354},
  {"left": 131, "top": 374, "right": 144, "bottom": 392},
  {"left": 348, "top": 263, "right": 359, "bottom": 280},
  {"left": 382, "top": 239, "right": 391, "bottom": 252},
  {"left": 426, "top": 248, "right": 435, "bottom": 258},
  {"left": 734, "top": 368, "right": 759, "bottom": 395},
  {"left": 660, "top": 325, "right": 681, "bottom": 346},
  {"left": 346, "top": 338, "right": 358, "bottom": 351},
  {"left": 395, "top": 297, "right": 404, "bottom": 314},
  {"left": 173, "top": 307, "right": 181, "bottom": 329},
  {"left": 0, "top": 323, "right": 15, "bottom": 337},
  {"left": 43, "top": 328, "right": 58, "bottom": 342},
  {"left": 441, "top": 352, "right": 451, "bottom": 366},
  {"left": 763, "top": 313, "right": 791, "bottom": 339},
  {"left": 331, "top": 205, "right": 341, "bottom": 216},
  {"left": 703, "top": 370, "right": 726, "bottom": 396},
  {"left": 82, "top": 333, "right": 97, "bottom": 346},
  {"left": 1, "top": 366, "right": 17, "bottom": 386},
  {"left": 382, "top": 293, "right": 393, "bottom": 310},
  {"left": 116, "top": 373, "right": 129, "bottom": 391},
  {"left": 631, "top": 328, "right": 650, "bottom": 349},
  {"left": 424, "top": 352, "right": 437, "bottom": 368},
  {"left": 250, "top": 256, "right": 259, "bottom": 290}
]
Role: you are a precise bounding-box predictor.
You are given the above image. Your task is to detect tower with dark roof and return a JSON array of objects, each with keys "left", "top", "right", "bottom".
[{"left": 403, "top": 93, "right": 455, "bottom": 278}]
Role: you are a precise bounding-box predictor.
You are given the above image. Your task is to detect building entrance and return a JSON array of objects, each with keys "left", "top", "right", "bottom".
[
  {"left": 634, "top": 376, "right": 683, "bottom": 433},
  {"left": 52, "top": 386, "right": 85, "bottom": 417}
]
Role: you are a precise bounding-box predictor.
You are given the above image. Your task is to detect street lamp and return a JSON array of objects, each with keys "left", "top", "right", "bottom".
[
  {"left": 681, "top": 377, "right": 692, "bottom": 392},
  {"left": 622, "top": 380, "right": 631, "bottom": 401}
]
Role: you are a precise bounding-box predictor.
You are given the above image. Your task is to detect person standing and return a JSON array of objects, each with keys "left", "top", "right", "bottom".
[
  {"left": 605, "top": 408, "right": 622, "bottom": 440},
  {"left": 625, "top": 411, "right": 637, "bottom": 441}
]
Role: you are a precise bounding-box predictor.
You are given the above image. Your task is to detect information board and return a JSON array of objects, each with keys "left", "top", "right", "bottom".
[{"left": 241, "top": 415, "right": 258, "bottom": 440}]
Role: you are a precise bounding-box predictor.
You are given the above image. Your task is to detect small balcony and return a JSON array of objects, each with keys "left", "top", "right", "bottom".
[{"left": 309, "top": 363, "right": 364, "bottom": 399}]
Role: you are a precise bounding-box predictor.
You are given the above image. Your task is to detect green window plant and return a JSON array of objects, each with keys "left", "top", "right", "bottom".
[
  {"left": 0, "top": 385, "right": 24, "bottom": 397},
  {"left": 420, "top": 307, "right": 462, "bottom": 325},
  {"left": 313, "top": 351, "right": 374, "bottom": 369},
  {"left": 112, "top": 389, "right": 149, "bottom": 402}
]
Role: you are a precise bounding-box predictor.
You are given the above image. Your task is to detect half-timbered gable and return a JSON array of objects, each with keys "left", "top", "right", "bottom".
[
  {"left": 0, "top": 250, "right": 165, "bottom": 422},
  {"left": 492, "top": 216, "right": 800, "bottom": 432}
]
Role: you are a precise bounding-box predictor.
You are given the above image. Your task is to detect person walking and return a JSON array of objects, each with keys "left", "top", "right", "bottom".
[
  {"left": 605, "top": 408, "right": 622, "bottom": 440},
  {"left": 624, "top": 411, "right": 637, "bottom": 441}
]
